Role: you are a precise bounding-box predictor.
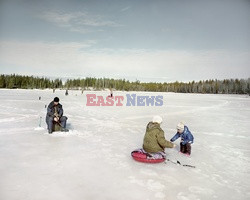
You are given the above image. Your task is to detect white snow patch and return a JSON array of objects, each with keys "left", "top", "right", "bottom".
[
  {"left": 34, "top": 127, "right": 45, "bottom": 131},
  {"left": 0, "top": 89, "right": 249, "bottom": 200}
]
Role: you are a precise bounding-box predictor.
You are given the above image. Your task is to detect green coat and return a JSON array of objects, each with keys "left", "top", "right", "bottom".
[{"left": 143, "top": 122, "right": 174, "bottom": 153}]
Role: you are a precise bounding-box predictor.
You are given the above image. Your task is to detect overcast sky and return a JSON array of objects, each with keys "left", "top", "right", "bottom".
[{"left": 0, "top": 0, "right": 249, "bottom": 82}]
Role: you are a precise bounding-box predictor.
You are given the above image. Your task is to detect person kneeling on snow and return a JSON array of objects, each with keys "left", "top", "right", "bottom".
[
  {"left": 46, "top": 97, "right": 68, "bottom": 134},
  {"left": 143, "top": 116, "right": 176, "bottom": 156},
  {"left": 170, "top": 122, "right": 194, "bottom": 155}
]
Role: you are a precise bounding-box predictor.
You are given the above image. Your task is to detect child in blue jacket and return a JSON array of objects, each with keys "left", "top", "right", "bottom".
[{"left": 170, "top": 122, "right": 194, "bottom": 155}]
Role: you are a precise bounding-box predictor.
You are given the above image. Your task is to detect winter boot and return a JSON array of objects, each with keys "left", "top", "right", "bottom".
[
  {"left": 180, "top": 143, "right": 185, "bottom": 153},
  {"left": 186, "top": 143, "right": 191, "bottom": 155},
  {"left": 61, "top": 128, "right": 69, "bottom": 132}
]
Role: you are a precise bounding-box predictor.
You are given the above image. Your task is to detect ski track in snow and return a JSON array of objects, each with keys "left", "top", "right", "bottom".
[{"left": 0, "top": 89, "right": 250, "bottom": 200}]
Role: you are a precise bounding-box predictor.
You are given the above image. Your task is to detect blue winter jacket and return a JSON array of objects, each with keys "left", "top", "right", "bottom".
[{"left": 170, "top": 126, "right": 194, "bottom": 145}]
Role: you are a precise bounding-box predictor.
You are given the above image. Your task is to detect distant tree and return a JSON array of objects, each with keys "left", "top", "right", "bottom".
[{"left": 0, "top": 75, "right": 6, "bottom": 88}]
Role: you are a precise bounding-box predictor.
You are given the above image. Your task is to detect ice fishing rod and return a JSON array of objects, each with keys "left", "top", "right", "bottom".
[
  {"left": 39, "top": 116, "right": 42, "bottom": 127},
  {"left": 165, "top": 159, "right": 196, "bottom": 168}
]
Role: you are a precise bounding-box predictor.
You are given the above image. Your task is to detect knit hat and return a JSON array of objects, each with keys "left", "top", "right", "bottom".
[
  {"left": 177, "top": 122, "right": 185, "bottom": 131},
  {"left": 152, "top": 115, "right": 163, "bottom": 124},
  {"left": 54, "top": 97, "right": 60, "bottom": 102}
]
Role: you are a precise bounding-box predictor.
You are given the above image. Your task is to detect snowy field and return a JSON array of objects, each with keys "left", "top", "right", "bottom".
[{"left": 0, "top": 89, "right": 249, "bottom": 200}]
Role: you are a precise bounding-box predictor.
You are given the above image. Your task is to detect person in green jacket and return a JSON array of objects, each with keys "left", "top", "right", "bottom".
[{"left": 143, "top": 115, "right": 176, "bottom": 153}]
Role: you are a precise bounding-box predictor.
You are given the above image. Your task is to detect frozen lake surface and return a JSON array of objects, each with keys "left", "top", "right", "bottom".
[{"left": 0, "top": 89, "right": 249, "bottom": 200}]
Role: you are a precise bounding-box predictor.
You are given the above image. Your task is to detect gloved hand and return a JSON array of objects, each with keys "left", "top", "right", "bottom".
[{"left": 54, "top": 117, "right": 59, "bottom": 122}]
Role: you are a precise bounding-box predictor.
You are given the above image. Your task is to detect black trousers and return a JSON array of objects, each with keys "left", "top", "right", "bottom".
[{"left": 180, "top": 143, "right": 191, "bottom": 155}]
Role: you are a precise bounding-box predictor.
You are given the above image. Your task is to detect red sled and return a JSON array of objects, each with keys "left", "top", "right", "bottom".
[{"left": 131, "top": 149, "right": 166, "bottom": 164}]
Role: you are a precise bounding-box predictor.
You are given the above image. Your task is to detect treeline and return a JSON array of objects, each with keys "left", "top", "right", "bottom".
[
  {"left": 64, "top": 77, "right": 250, "bottom": 94},
  {"left": 0, "top": 74, "right": 62, "bottom": 89},
  {"left": 1, "top": 74, "right": 250, "bottom": 94}
]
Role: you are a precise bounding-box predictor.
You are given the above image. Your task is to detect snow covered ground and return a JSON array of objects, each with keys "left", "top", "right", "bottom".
[{"left": 0, "top": 89, "right": 249, "bottom": 200}]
